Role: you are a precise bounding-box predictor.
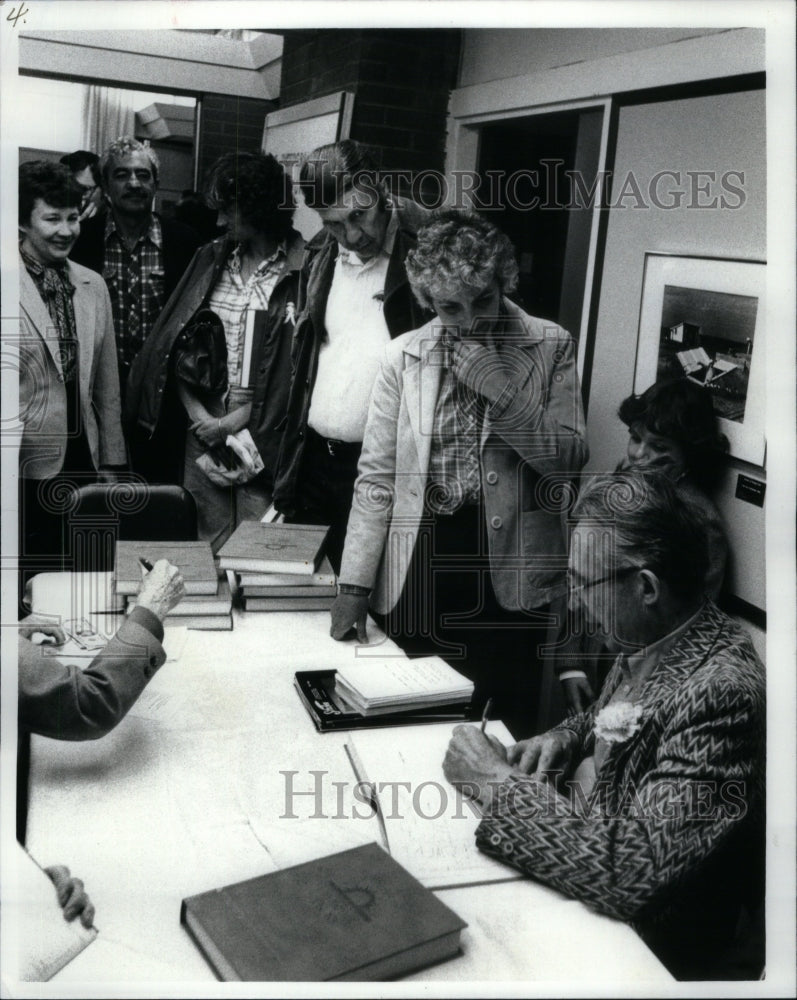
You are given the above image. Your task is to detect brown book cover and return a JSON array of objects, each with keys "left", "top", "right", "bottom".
[
  {"left": 115, "top": 541, "right": 218, "bottom": 596},
  {"left": 217, "top": 522, "right": 329, "bottom": 575},
  {"left": 180, "top": 842, "right": 466, "bottom": 981}
]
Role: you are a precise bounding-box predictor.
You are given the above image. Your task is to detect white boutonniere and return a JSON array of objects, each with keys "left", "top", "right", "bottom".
[
  {"left": 286, "top": 302, "right": 297, "bottom": 327},
  {"left": 593, "top": 701, "right": 645, "bottom": 744}
]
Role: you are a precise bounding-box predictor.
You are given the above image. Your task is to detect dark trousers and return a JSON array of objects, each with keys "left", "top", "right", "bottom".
[
  {"left": 18, "top": 429, "right": 96, "bottom": 610},
  {"left": 379, "top": 503, "right": 550, "bottom": 740},
  {"left": 288, "top": 428, "right": 362, "bottom": 575}
]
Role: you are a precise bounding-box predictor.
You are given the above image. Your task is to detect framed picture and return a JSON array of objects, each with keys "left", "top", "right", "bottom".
[
  {"left": 261, "top": 91, "right": 355, "bottom": 241},
  {"left": 633, "top": 253, "right": 766, "bottom": 466}
]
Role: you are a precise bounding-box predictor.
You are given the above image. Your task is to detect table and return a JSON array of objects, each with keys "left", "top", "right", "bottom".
[{"left": 24, "top": 606, "right": 672, "bottom": 988}]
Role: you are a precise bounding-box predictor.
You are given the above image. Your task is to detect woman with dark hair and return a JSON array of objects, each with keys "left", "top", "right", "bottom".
[
  {"left": 559, "top": 378, "right": 731, "bottom": 715},
  {"left": 18, "top": 161, "right": 126, "bottom": 590},
  {"left": 330, "top": 209, "right": 588, "bottom": 736},
  {"left": 125, "top": 152, "right": 305, "bottom": 549},
  {"left": 617, "top": 377, "right": 729, "bottom": 491},
  {"left": 616, "top": 377, "right": 729, "bottom": 597}
]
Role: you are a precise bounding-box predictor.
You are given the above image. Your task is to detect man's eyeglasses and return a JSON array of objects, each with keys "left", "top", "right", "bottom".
[{"left": 567, "top": 565, "right": 641, "bottom": 594}]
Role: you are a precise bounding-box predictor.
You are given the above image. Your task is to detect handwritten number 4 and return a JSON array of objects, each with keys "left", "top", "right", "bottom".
[{"left": 5, "top": 4, "right": 30, "bottom": 28}]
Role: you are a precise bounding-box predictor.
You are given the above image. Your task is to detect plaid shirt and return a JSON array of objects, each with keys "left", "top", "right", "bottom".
[
  {"left": 426, "top": 341, "right": 484, "bottom": 514},
  {"left": 207, "top": 242, "right": 286, "bottom": 387},
  {"left": 102, "top": 213, "right": 165, "bottom": 373}
]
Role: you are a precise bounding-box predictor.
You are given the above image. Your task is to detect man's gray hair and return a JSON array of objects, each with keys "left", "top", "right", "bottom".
[
  {"left": 99, "top": 137, "right": 159, "bottom": 186},
  {"left": 573, "top": 470, "right": 709, "bottom": 602},
  {"left": 297, "top": 139, "right": 382, "bottom": 211}
]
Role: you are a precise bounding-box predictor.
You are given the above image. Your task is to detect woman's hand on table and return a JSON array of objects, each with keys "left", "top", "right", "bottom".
[{"left": 330, "top": 593, "right": 369, "bottom": 642}]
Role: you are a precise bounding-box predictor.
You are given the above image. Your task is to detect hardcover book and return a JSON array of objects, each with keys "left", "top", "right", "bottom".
[
  {"left": 218, "top": 522, "right": 329, "bottom": 576},
  {"left": 243, "top": 595, "right": 335, "bottom": 612},
  {"left": 180, "top": 842, "right": 466, "bottom": 981},
  {"left": 127, "top": 578, "right": 232, "bottom": 616},
  {"left": 294, "top": 670, "right": 472, "bottom": 732},
  {"left": 115, "top": 541, "right": 218, "bottom": 596},
  {"left": 237, "top": 556, "right": 336, "bottom": 589}
]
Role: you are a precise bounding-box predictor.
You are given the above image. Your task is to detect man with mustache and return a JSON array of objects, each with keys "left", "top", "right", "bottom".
[
  {"left": 273, "top": 140, "right": 430, "bottom": 571},
  {"left": 70, "top": 137, "right": 200, "bottom": 408}
]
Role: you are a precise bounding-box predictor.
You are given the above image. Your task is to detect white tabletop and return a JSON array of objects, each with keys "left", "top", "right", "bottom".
[{"left": 23, "top": 607, "right": 672, "bottom": 989}]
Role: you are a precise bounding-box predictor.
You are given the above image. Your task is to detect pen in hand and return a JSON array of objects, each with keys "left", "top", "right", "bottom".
[
  {"left": 480, "top": 697, "right": 493, "bottom": 734},
  {"left": 138, "top": 557, "right": 154, "bottom": 573}
]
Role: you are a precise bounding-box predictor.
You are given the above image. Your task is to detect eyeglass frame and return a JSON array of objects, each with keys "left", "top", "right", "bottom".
[{"left": 566, "top": 564, "right": 643, "bottom": 594}]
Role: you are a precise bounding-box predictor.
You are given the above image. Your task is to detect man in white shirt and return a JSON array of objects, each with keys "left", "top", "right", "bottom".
[{"left": 273, "top": 140, "right": 430, "bottom": 571}]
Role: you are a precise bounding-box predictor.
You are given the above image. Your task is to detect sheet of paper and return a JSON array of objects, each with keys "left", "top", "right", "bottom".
[{"left": 346, "top": 722, "right": 523, "bottom": 890}]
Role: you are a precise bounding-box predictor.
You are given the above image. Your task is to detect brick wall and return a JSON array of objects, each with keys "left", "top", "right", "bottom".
[
  {"left": 196, "top": 93, "right": 276, "bottom": 192},
  {"left": 280, "top": 29, "right": 461, "bottom": 203}
]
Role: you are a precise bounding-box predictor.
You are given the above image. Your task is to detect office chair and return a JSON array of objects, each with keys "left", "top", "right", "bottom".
[{"left": 66, "top": 482, "right": 199, "bottom": 571}]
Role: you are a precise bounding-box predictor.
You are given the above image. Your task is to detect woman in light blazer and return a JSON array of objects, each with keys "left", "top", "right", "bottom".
[
  {"left": 18, "top": 161, "right": 126, "bottom": 585},
  {"left": 331, "top": 210, "right": 588, "bottom": 736}
]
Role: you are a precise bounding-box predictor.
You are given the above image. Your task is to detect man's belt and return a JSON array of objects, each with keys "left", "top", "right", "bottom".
[{"left": 307, "top": 427, "right": 362, "bottom": 460}]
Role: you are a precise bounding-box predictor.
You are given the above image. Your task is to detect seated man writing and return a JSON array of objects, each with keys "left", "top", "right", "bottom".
[{"left": 443, "top": 471, "right": 764, "bottom": 981}]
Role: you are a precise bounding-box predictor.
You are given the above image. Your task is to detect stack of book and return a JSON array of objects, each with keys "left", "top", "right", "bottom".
[
  {"left": 333, "top": 657, "right": 474, "bottom": 718},
  {"left": 114, "top": 540, "right": 233, "bottom": 630},
  {"left": 217, "top": 521, "right": 335, "bottom": 612}
]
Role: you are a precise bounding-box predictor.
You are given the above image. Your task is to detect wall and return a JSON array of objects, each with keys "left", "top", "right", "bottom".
[
  {"left": 10, "top": 76, "right": 85, "bottom": 153},
  {"left": 195, "top": 94, "right": 276, "bottom": 191},
  {"left": 280, "top": 29, "right": 460, "bottom": 180},
  {"left": 586, "top": 88, "right": 766, "bottom": 610},
  {"left": 459, "top": 28, "right": 727, "bottom": 87}
]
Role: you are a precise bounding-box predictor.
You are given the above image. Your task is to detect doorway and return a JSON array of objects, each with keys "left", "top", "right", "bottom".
[{"left": 476, "top": 107, "right": 604, "bottom": 342}]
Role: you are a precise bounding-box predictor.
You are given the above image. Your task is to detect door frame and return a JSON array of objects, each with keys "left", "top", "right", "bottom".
[{"left": 444, "top": 96, "right": 612, "bottom": 381}]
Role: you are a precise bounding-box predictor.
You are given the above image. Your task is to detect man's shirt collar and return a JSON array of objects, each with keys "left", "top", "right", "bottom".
[{"left": 105, "top": 211, "right": 162, "bottom": 249}]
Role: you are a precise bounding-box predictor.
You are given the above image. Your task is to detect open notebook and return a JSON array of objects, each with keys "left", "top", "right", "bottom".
[
  {"left": 11, "top": 845, "right": 98, "bottom": 982},
  {"left": 345, "top": 722, "right": 524, "bottom": 891}
]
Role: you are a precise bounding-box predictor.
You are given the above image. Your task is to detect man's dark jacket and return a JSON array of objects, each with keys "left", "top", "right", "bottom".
[
  {"left": 124, "top": 230, "right": 305, "bottom": 486},
  {"left": 272, "top": 196, "right": 431, "bottom": 516},
  {"left": 70, "top": 212, "right": 202, "bottom": 303}
]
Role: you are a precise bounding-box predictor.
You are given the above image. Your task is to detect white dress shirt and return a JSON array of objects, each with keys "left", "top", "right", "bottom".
[{"left": 307, "top": 212, "right": 398, "bottom": 442}]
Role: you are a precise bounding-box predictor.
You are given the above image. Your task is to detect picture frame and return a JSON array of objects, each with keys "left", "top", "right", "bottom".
[{"left": 633, "top": 253, "right": 766, "bottom": 466}]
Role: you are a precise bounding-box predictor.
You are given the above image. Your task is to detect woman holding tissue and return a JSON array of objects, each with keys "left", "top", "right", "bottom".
[
  {"left": 330, "top": 210, "right": 588, "bottom": 736},
  {"left": 125, "top": 152, "right": 304, "bottom": 550}
]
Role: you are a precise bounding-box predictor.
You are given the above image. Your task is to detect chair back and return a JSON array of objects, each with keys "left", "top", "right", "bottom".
[{"left": 67, "top": 483, "right": 198, "bottom": 571}]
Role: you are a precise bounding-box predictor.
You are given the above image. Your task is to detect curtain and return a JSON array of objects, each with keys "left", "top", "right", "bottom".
[{"left": 81, "top": 85, "right": 137, "bottom": 154}]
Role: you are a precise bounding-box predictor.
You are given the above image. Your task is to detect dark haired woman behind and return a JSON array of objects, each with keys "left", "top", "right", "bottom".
[
  {"left": 616, "top": 378, "right": 729, "bottom": 597},
  {"left": 560, "top": 378, "right": 730, "bottom": 715},
  {"left": 125, "top": 152, "right": 305, "bottom": 549}
]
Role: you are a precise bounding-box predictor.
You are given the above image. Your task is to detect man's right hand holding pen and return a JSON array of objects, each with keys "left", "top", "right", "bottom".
[{"left": 136, "top": 558, "right": 185, "bottom": 621}]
